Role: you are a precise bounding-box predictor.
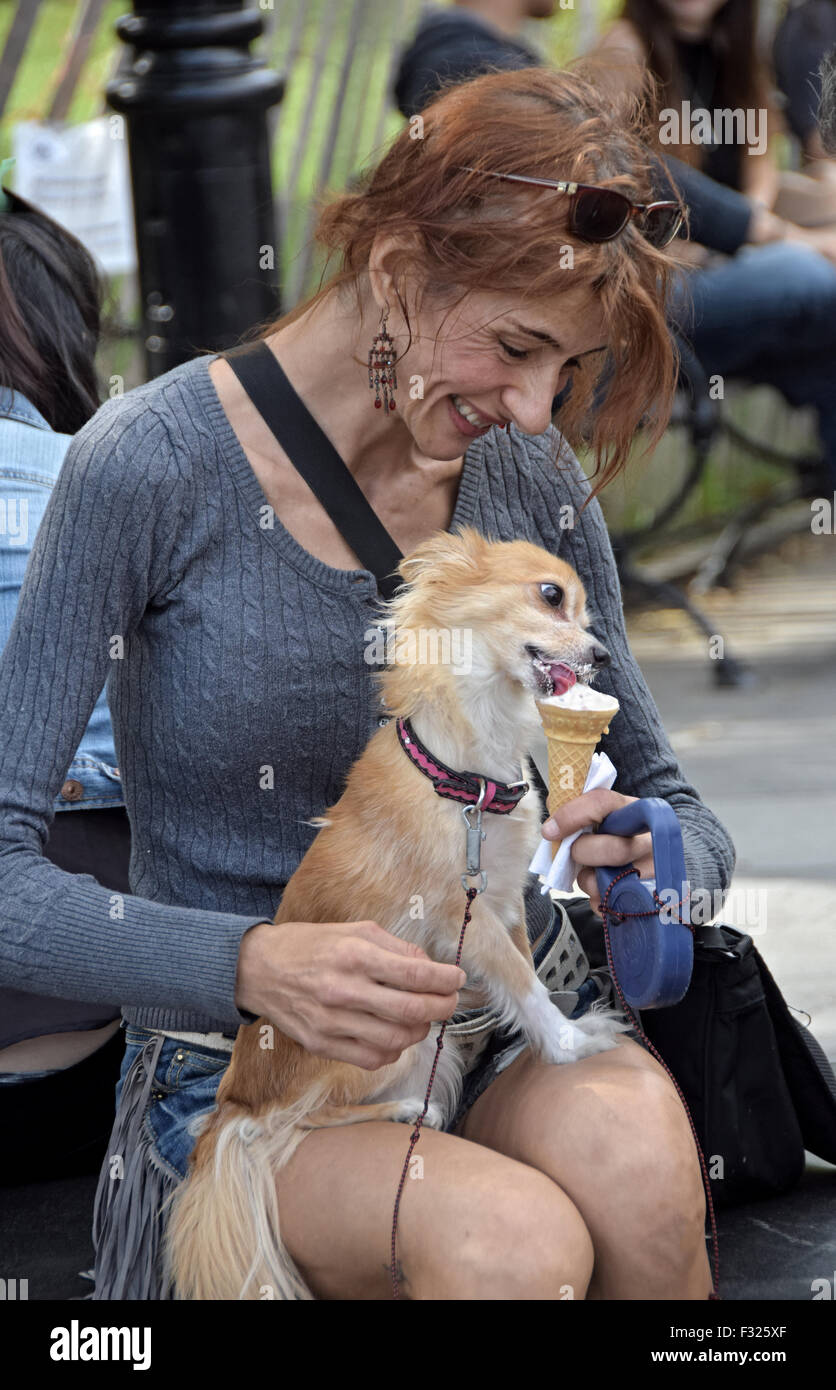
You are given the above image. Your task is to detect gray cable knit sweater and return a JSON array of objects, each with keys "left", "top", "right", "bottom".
[{"left": 0, "top": 350, "right": 735, "bottom": 1037}]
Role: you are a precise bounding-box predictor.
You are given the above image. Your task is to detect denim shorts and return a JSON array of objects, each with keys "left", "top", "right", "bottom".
[
  {"left": 118, "top": 1026, "right": 233, "bottom": 1182},
  {"left": 92, "top": 899, "right": 633, "bottom": 1298},
  {"left": 116, "top": 896, "right": 620, "bottom": 1182}
]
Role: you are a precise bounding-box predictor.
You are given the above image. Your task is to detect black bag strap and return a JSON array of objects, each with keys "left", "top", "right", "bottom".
[
  {"left": 223, "top": 339, "right": 405, "bottom": 601},
  {"left": 222, "top": 340, "right": 553, "bottom": 817}
]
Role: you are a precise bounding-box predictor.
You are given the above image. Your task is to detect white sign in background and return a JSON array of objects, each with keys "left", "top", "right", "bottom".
[{"left": 11, "top": 116, "right": 136, "bottom": 276}]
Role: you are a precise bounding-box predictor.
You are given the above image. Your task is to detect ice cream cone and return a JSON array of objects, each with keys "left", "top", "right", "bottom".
[{"left": 536, "top": 688, "right": 620, "bottom": 861}]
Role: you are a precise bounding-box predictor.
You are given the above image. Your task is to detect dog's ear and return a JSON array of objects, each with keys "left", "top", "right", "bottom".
[{"left": 398, "top": 525, "right": 485, "bottom": 585}]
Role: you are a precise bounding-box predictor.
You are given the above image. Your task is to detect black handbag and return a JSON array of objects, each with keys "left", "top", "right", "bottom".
[{"left": 637, "top": 922, "right": 836, "bottom": 1208}]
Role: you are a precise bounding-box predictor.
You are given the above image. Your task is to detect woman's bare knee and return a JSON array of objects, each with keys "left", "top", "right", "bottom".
[
  {"left": 274, "top": 1119, "right": 594, "bottom": 1300},
  {"left": 425, "top": 1165, "right": 594, "bottom": 1301}
]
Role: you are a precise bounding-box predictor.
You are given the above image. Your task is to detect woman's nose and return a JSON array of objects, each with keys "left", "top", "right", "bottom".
[
  {"left": 503, "top": 366, "right": 569, "bottom": 436},
  {"left": 502, "top": 389, "right": 556, "bottom": 436}
]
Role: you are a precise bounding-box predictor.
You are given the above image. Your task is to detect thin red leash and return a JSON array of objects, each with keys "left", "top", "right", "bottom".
[
  {"left": 390, "top": 873, "right": 720, "bottom": 1301},
  {"left": 598, "top": 867, "right": 721, "bottom": 1300},
  {"left": 390, "top": 886, "right": 479, "bottom": 1300}
]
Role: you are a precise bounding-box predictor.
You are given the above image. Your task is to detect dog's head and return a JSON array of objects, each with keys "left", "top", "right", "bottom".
[{"left": 373, "top": 526, "right": 610, "bottom": 729}]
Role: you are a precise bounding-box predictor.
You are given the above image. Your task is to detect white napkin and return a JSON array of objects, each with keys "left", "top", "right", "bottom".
[{"left": 528, "top": 750, "right": 618, "bottom": 894}]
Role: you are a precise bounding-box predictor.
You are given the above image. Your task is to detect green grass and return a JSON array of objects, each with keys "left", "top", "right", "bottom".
[{"left": 0, "top": 0, "right": 125, "bottom": 146}]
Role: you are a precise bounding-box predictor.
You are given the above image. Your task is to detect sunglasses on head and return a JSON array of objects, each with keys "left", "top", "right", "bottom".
[{"left": 454, "top": 166, "right": 685, "bottom": 249}]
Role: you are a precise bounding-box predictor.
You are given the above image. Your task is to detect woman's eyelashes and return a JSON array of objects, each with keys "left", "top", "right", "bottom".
[
  {"left": 498, "top": 339, "right": 529, "bottom": 360},
  {"left": 498, "top": 338, "right": 581, "bottom": 375}
]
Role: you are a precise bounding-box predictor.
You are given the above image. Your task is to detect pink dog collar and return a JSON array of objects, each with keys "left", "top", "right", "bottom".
[{"left": 395, "top": 716, "right": 529, "bottom": 814}]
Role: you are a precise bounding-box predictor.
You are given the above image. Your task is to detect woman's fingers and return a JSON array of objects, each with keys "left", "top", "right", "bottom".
[
  {"left": 347, "top": 927, "right": 466, "bottom": 999},
  {"left": 238, "top": 919, "right": 467, "bottom": 1071},
  {"left": 306, "top": 1005, "right": 433, "bottom": 1063},
  {"left": 541, "top": 788, "right": 639, "bottom": 839},
  {"left": 570, "top": 829, "right": 654, "bottom": 869},
  {"left": 576, "top": 866, "right": 600, "bottom": 910}
]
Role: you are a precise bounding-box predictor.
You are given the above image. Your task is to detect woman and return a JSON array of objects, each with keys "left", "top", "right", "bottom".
[
  {"left": 595, "top": 0, "right": 836, "bottom": 489},
  {"left": 597, "top": 0, "right": 836, "bottom": 217},
  {"left": 0, "top": 67, "right": 733, "bottom": 1299},
  {"left": 0, "top": 168, "right": 130, "bottom": 1184}
]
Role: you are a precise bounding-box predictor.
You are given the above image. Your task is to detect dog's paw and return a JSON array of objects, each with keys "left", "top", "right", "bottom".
[
  {"left": 392, "top": 1098, "right": 445, "bottom": 1129},
  {"left": 571, "top": 1011, "right": 633, "bottom": 1057},
  {"left": 535, "top": 1010, "right": 630, "bottom": 1064}
]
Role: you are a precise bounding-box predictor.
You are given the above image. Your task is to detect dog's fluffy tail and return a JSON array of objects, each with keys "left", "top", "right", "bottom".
[{"left": 164, "top": 1093, "right": 328, "bottom": 1301}]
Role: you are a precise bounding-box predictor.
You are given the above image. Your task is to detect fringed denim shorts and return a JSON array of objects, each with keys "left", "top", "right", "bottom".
[{"left": 90, "top": 893, "right": 629, "bottom": 1301}]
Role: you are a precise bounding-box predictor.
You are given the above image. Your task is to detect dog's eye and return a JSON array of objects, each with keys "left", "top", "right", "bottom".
[{"left": 539, "top": 583, "right": 565, "bottom": 608}]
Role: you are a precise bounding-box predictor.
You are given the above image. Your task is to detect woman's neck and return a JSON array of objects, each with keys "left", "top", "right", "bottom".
[
  {"left": 671, "top": 20, "right": 711, "bottom": 41},
  {"left": 262, "top": 287, "right": 457, "bottom": 492}
]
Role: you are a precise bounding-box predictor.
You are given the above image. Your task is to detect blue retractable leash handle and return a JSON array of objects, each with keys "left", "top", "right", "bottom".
[{"left": 594, "top": 797, "right": 693, "bottom": 1010}]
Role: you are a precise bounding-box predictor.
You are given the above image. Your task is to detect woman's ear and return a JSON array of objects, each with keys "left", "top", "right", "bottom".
[{"left": 368, "top": 229, "right": 425, "bottom": 317}]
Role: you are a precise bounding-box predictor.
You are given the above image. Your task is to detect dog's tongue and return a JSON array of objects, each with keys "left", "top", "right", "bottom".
[{"left": 547, "top": 663, "right": 576, "bottom": 697}]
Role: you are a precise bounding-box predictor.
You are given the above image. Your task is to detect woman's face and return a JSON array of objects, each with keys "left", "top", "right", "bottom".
[
  {"left": 655, "top": 0, "right": 730, "bottom": 39},
  {"left": 389, "top": 281, "right": 608, "bottom": 462}
]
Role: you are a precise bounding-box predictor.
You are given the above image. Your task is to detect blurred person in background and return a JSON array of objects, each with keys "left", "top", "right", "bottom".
[
  {"left": 591, "top": 0, "right": 836, "bottom": 489},
  {"left": 597, "top": 0, "right": 836, "bottom": 224},
  {"left": 0, "top": 163, "right": 130, "bottom": 1185},
  {"left": 395, "top": 1, "right": 836, "bottom": 491},
  {"left": 395, "top": 0, "right": 817, "bottom": 259},
  {"left": 774, "top": 0, "right": 836, "bottom": 179}
]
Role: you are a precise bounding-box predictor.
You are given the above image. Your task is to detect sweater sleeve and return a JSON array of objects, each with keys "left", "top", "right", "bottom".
[
  {"left": 0, "top": 395, "right": 266, "bottom": 1026},
  {"left": 527, "top": 431, "right": 736, "bottom": 903}
]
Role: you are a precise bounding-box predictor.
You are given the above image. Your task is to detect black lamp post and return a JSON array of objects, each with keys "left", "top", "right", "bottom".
[{"left": 106, "top": 1, "right": 284, "bottom": 379}]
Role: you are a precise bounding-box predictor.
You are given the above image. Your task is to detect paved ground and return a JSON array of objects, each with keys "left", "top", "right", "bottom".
[
  {"left": 624, "top": 528, "right": 836, "bottom": 1301},
  {"left": 626, "top": 529, "right": 836, "bottom": 1060},
  {"left": 2, "top": 530, "right": 833, "bottom": 1302}
]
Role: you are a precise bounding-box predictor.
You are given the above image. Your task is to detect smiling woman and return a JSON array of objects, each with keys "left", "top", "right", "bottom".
[
  {"left": 244, "top": 62, "right": 682, "bottom": 494},
  {"left": 0, "top": 61, "right": 731, "bottom": 1302}
]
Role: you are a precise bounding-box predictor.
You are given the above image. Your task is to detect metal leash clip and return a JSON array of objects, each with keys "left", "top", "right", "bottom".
[{"left": 461, "top": 778, "right": 487, "bottom": 893}]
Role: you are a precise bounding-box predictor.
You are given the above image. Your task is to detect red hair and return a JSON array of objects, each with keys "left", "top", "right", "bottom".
[{"left": 245, "top": 63, "right": 683, "bottom": 494}]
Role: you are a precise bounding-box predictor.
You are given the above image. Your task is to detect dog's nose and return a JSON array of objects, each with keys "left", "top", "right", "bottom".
[{"left": 589, "top": 642, "right": 611, "bottom": 668}]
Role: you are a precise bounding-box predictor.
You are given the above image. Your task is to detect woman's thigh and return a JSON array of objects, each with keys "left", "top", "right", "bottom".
[
  {"left": 452, "top": 1035, "right": 709, "bottom": 1292},
  {"left": 454, "top": 1032, "right": 678, "bottom": 1146},
  {"left": 273, "top": 1117, "right": 595, "bottom": 1301}
]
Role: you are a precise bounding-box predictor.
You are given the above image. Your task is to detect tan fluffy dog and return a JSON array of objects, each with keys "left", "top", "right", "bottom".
[{"left": 165, "top": 526, "right": 629, "bottom": 1300}]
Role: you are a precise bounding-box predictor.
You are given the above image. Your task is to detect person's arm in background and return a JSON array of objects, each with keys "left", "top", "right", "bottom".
[
  {"left": 527, "top": 432, "right": 736, "bottom": 909},
  {"left": 0, "top": 395, "right": 269, "bottom": 1025},
  {"left": 738, "top": 112, "right": 781, "bottom": 209}
]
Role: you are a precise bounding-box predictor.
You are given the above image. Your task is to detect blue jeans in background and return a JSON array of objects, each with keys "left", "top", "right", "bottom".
[{"left": 670, "top": 240, "right": 836, "bottom": 489}]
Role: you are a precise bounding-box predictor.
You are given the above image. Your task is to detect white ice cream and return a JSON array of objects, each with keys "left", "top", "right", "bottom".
[{"left": 538, "top": 683, "right": 620, "bottom": 714}]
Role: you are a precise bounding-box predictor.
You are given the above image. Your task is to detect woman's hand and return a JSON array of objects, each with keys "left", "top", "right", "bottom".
[
  {"left": 541, "top": 788, "right": 655, "bottom": 914},
  {"left": 235, "top": 919, "right": 466, "bottom": 1071}
]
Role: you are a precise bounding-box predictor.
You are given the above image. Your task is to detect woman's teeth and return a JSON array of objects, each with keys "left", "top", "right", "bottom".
[{"left": 453, "top": 395, "right": 491, "bottom": 429}]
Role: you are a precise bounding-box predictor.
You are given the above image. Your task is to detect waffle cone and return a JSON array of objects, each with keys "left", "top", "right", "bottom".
[{"left": 536, "top": 695, "right": 620, "bottom": 861}]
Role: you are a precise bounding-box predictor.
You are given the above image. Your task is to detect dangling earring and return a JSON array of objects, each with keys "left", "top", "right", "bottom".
[{"left": 368, "top": 305, "right": 398, "bottom": 414}]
